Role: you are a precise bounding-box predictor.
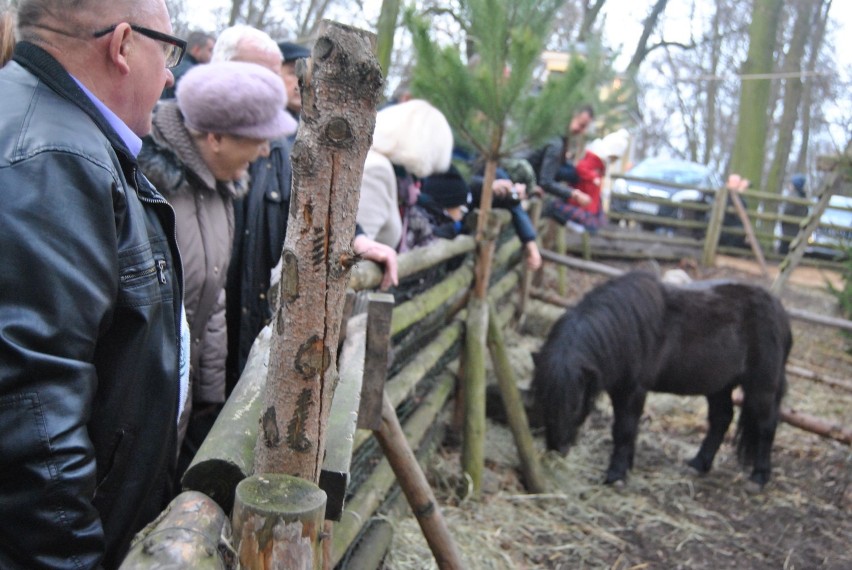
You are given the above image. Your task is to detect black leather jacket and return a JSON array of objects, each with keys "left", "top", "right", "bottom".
[
  {"left": 525, "top": 136, "right": 575, "bottom": 200},
  {"left": 225, "top": 138, "right": 292, "bottom": 393},
  {"left": 0, "top": 43, "right": 183, "bottom": 569}
]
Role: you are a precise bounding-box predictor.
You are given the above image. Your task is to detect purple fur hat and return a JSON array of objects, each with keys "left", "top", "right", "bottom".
[{"left": 176, "top": 61, "right": 297, "bottom": 139}]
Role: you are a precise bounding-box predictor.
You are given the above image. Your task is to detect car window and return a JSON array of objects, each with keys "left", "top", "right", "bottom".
[{"left": 629, "top": 159, "right": 715, "bottom": 189}]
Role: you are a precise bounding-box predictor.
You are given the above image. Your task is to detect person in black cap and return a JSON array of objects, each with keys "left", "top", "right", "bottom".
[
  {"left": 404, "top": 164, "right": 472, "bottom": 250},
  {"left": 779, "top": 173, "right": 809, "bottom": 255},
  {"left": 278, "top": 40, "right": 311, "bottom": 141}
]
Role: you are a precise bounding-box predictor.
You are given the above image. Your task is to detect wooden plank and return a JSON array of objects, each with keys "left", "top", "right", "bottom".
[{"left": 358, "top": 293, "right": 395, "bottom": 431}]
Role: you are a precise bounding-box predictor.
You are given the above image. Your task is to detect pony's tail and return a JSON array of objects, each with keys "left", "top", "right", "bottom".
[{"left": 735, "top": 374, "right": 787, "bottom": 466}]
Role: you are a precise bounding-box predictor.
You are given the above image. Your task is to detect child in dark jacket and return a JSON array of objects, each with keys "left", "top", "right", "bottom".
[{"left": 407, "top": 164, "right": 542, "bottom": 270}]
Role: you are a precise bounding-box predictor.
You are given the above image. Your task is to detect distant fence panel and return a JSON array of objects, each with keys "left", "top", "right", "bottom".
[{"left": 602, "top": 175, "right": 848, "bottom": 268}]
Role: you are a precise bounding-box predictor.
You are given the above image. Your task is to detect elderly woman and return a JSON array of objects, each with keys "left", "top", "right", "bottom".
[
  {"left": 139, "top": 61, "right": 296, "bottom": 473},
  {"left": 356, "top": 99, "right": 454, "bottom": 251}
]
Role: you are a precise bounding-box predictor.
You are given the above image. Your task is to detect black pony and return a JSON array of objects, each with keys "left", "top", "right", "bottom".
[{"left": 532, "top": 271, "right": 792, "bottom": 488}]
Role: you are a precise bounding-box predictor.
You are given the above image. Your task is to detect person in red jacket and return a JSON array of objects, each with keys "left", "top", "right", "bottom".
[{"left": 544, "top": 128, "right": 629, "bottom": 234}]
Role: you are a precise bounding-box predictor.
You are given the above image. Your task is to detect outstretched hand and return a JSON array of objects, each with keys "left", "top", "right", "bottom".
[
  {"left": 726, "top": 173, "right": 750, "bottom": 193},
  {"left": 352, "top": 234, "right": 399, "bottom": 291}
]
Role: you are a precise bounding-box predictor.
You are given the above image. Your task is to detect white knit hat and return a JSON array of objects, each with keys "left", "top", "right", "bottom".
[
  {"left": 588, "top": 128, "right": 630, "bottom": 160},
  {"left": 371, "top": 99, "right": 453, "bottom": 178}
]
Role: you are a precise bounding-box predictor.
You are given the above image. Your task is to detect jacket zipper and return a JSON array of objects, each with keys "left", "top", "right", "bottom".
[
  {"left": 133, "top": 166, "right": 185, "bottom": 423},
  {"left": 120, "top": 264, "right": 158, "bottom": 283}
]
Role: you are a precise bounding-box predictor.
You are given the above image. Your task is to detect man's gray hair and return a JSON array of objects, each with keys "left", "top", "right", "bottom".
[
  {"left": 186, "top": 30, "right": 213, "bottom": 50},
  {"left": 211, "top": 24, "right": 280, "bottom": 64},
  {"left": 16, "top": 0, "right": 152, "bottom": 38}
]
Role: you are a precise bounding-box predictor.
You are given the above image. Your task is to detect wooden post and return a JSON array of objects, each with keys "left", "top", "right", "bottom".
[
  {"left": 462, "top": 295, "right": 488, "bottom": 496},
  {"left": 463, "top": 211, "right": 502, "bottom": 495},
  {"left": 486, "top": 303, "right": 547, "bottom": 493},
  {"left": 375, "top": 392, "right": 466, "bottom": 569},
  {"left": 702, "top": 183, "right": 728, "bottom": 267},
  {"left": 233, "top": 474, "right": 327, "bottom": 570},
  {"left": 728, "top": 190, "right": 769, "bottom": 277},
  {"left": 359, "top": 292, "right": 395, "bottom": 429},
  {"left": 256, "top": 20, "right": 382, "bottom": 480},
  {"left": 555, "top": 223, "right": 568, "bottom": 295},
  {"left": 517, "top": 198, "right": 543, "bottom": 324}
]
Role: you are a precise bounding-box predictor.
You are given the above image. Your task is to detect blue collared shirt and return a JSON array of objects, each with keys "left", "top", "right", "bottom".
[{"left": 71, "top": 75, "right": 143, "bottom": 157}]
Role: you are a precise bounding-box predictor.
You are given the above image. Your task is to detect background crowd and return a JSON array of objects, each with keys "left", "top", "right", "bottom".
[{"left": 0, "top": 2, "right": 632, "bottom": 567}]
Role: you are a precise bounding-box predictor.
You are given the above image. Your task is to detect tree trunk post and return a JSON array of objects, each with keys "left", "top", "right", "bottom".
[
  {"left": 233, "top": 474, "right": 328, "bottom": 570},
  {"left": 462, "top": 295, "right": 488, "bottom": 496},
  {"left": 463, "top": 208, "right": 502, "bottom": 496},
  {"left": 255, "top": 20, "right": 382, "bottom": 480},
  {"left": 486, "top": 303, "right": 547, "bottom": 493}
]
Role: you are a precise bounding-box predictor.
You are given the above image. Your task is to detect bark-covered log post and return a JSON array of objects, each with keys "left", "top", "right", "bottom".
[
  {"left": 118, "top": 492, "right": 230, "bottom": 570},
  {"left": 233, "top": 475, "right": 327, "bottom": 569},
  {"left": 255, "top": 20, "right": 382, "bottom": 480},
  {"left": 462, "top": 207, "right": 503, "bottom": 496},
  {"left": 486, "top": 303, "right": 546, "bottom": 494}
]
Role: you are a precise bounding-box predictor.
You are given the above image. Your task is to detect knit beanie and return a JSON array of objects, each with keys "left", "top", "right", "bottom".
[
  {"left": 421, "top": 165, "right": 471, "bottom": 209},
  {"left": 177, "top": 61, "right": 297, "bottom": 139}
]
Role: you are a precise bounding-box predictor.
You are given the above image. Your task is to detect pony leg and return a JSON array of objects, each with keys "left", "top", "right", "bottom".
[
  {"left": 738, "top": 389, "right": 782, "bottom": 487},
  {"left": 605, "top": 389, "right": 647, "bottom": 484},
  {"left": 687, "top": 389, "right": 734, "bottom": 473}
]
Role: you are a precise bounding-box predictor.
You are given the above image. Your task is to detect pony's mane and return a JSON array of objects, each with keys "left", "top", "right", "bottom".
[{"left": 556, "top": 271, "right": 666, "bottom": 366}]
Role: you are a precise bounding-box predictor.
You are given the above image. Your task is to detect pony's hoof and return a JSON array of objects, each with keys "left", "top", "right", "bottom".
[
  {"left": 744, "top": 479, "right": 765, "bottom": 494},
  {"left": 685, "top": 457, "right": 711, "bottom": 474},
  {"left": 604, "top": 471, "right": 627, "bottom": 486}
]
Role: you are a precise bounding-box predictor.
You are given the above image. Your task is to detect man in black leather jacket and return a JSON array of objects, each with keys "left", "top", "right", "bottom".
[{"left": 0, "top": 1, "right": 185, "bottom": 568}]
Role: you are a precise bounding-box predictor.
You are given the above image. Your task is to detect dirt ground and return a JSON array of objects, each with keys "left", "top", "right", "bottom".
[{"left": 381, "top": 257, "right": 851, "bottom": 569}]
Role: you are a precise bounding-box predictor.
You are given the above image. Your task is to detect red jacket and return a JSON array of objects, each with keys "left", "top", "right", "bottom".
[{"left": 569, "top": 150, "right": 606, "bottom": 215}]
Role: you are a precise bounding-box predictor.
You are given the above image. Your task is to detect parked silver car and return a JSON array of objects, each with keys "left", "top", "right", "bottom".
[
  {"left": 807, "top": 194, "right": 852, "bottom": 260},
  {"left": 610, "top": 157, "right": 724, "bottom": 235}
]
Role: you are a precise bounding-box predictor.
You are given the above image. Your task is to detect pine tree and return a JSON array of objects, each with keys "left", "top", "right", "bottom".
[{"left": 404, "top": 0, "right": 587, "bottom": 495}]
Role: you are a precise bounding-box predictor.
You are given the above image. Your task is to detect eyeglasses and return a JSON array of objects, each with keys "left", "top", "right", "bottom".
[{"left": 93, "top": 24, "right": 187, "bottom": 69}]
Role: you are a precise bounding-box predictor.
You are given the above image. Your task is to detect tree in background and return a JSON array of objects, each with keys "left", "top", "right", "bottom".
[
  {"left": 727, "top": 0, "right": 784, "bottom": 190},
  {"left": 764, "top": 0, "right": 818, "bottom": 199},
  {"left": 404, "top": 0, "right": 590, "bottom": 495}
]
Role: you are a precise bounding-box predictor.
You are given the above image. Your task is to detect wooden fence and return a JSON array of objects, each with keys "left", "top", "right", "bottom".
[
  {"left": 120, "top": 217, "right": 527, "bottom": 569},
  {"left": 118, "top": 188, "right": 849, "bottom": 569},
  {"left": 602, "top": 174, "right": 849, "bottom": 269}
]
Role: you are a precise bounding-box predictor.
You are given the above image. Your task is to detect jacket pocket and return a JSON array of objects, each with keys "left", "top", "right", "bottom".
[
  {"left": 0, "top": 393, "right": 54, "bottom": 485},
  {"left": 93, "top": 425, "right": 136, "bottom": 501},
  {"left": 118, "top": 244, "right": 168, "bottom": 308}
]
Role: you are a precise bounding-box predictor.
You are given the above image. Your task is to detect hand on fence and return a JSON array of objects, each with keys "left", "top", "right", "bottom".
[
  {"left": 524, "top": 240, "right": 542, "bottom": 271},
  {"left": 353, "top": 234, "right": 399, "bottom": 291},
  {"left": 726, "top": 174, "right": 750, "bottom": 193}
]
